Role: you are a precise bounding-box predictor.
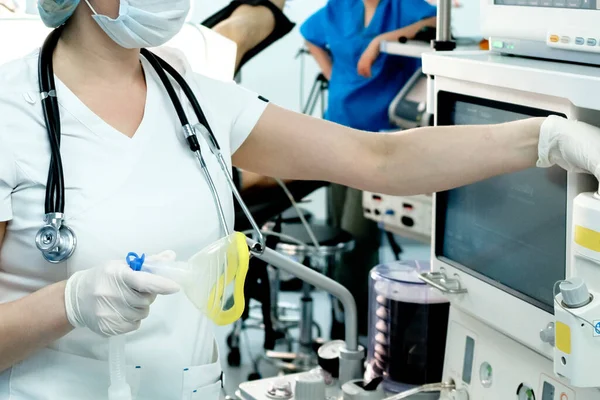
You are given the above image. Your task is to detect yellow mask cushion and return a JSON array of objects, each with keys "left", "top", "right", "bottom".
[{"left": 206, "top": 232, "right": 250, "bottom": 326}]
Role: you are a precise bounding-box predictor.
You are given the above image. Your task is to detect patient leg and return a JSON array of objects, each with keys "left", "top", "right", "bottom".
[
  {"left": 203, "top": 0, "right": 294, "bottom": 72},
  {"left": 213, "top": 2, "right": 281, "bottom": 68}
]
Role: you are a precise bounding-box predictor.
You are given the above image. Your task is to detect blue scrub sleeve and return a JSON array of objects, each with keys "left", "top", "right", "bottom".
[
  {"left": 300, "top": 7, "right": 329, "bottom": 49},
  {"left": 0, "top": 138, "right": 17, "bottom": 222},
  {"left": 400, "top": 0, "right": 437, "bottom": 27}
]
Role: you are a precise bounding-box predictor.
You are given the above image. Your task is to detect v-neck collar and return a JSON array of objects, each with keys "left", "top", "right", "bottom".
[
  {"left": 54, "top": 57, "right": 156, "bottom": 145},
  {"left": 362, "top": 0, "right": 384, "bottom": 31}
]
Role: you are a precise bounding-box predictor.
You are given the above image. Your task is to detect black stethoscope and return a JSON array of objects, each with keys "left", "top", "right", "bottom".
[{"left": 35, "top": 26, "right": 265, "bottom": 264}]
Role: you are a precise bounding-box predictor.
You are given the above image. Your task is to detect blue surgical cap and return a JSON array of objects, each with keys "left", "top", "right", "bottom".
[{"left": 38, "top": 0, "right": 81, "bottom": 28}]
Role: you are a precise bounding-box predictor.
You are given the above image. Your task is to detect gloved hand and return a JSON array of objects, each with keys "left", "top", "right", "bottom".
[
  {"left": 538, "top": 115, "right": 600, "bottom": 180},
  {"left": 64, "top": 251, "right": 180, "bottom": 337}
]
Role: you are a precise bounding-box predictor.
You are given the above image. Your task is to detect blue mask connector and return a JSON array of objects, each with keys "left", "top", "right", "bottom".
[{"left": 126, "top": 252, "right": 146, "bottom": 271}]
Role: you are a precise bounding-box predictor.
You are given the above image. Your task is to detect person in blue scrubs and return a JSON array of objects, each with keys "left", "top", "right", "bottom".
[
  {"left": 301, "top": 0, "right": 437, "bottom": 338},
  {"left": 301, "top": 0, "right": 436, "bottom": 130}
]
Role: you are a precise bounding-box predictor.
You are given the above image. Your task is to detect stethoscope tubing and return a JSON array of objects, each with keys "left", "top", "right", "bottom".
[
  {"left": 37, "top": 27, "right": 267, "bottom": 262},
  {"left": 39, "top": 26, "right": 66, "bottom": 215},
  {"left": 140, "top": 49, "right": 231, "bottom": 236}
]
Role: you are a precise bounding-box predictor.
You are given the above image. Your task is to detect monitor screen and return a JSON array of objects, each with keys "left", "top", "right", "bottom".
[
  {"left": 436, "top": 93, "right": 567, "bottom": 312},
  {"left": 494, "top": 0, "right": 599, "bottom": 10}
]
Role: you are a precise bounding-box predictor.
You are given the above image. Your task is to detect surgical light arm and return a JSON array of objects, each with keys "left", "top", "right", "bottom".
[{"left": 246, "top": 238, "right": 363, "bottom": 383}]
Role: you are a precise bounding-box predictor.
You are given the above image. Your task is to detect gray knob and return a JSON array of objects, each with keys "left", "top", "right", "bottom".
[
  {"left": 540, "top": 323, "right": 555, "bottom": 347},
  {"left": 450, "top": 388, "right": 470, "bottom": 400},
  {"left": 266, "top": 379, "right": 293, "bottom": 400},
  {"left": 295, "top": 373, "right": 326, "bottom": 400},
  {"left": 560, "top": 277, "right": 591, "bottom": 308},
  {"left": 342, "top": 380, "right": 385, "bottom": 400}
]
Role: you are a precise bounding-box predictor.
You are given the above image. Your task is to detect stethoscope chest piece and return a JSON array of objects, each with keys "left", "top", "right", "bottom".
[{"left": 35, "top": 213, "right": 77, "bottom": 264}]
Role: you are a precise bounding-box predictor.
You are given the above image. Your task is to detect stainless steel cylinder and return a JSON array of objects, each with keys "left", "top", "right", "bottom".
[
  {"left": 436, "top": 0, "right": 452, "bottom": 42},
  {"left": 299, "top": 294, "right": 314, "bottom": 347}
]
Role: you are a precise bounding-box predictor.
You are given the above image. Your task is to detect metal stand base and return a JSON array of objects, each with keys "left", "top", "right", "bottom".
[
  {"left": 432, "top": 40, "right": 456, "bottom": 51},
  {"left": 303, "top": 73, "right": 329, "bottom": 117},
  {"left": 258, "top": 284, "right": 321, "bottom": 374}
]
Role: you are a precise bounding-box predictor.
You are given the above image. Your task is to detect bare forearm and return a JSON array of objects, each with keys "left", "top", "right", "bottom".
[
  {"left": 0, "top": 281, "right": 73, "bottom": 372},
  {"left": 235, "top": 105, "right": 543, "bottom": 197},
  {"left": 371, "top": 118, "right": 543, "bottom": 195},
  {"left": 378, "top": 17, "right": 437, "bottom": 42},
  {"left": 306, "top": 42, "right": 332, "bottom": 80}
]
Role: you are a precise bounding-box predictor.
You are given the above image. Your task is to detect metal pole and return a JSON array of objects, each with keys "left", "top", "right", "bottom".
[
  {"left": 436, "top": 0, "right": 452, "bottom": 42},
  {"left": 247, "top": 238, "right": 358, "bottom": 352},
  {"left": 428, "top": 0, "right": 455, "bottom": 117},
  {"left": 299, "top": 282, "right": 314, "bottom": 349}
]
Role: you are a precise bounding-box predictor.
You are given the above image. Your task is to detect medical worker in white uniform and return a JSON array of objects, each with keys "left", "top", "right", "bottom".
[{"left": 1, "top": 0, "right": 600, "bottom": 399}]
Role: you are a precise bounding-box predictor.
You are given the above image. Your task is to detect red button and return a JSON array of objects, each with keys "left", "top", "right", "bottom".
[{"left": 561, "top": 393, "right": 568, "bottom": 400}]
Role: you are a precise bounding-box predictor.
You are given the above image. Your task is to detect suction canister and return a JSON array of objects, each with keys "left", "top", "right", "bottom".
[{"left": 366, "top": 260, "right": 449, "bottom": 394}]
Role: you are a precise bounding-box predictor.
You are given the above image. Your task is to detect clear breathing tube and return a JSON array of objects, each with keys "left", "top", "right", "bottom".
[
  {"left": 108, "top": 336, "right": 132, "bottom": 400},
  {"left": 382, "top": 382, "right": 456, "bottom": 400},
  {"left": 274, "top": 178, "right": 321, "bottom": 251}
]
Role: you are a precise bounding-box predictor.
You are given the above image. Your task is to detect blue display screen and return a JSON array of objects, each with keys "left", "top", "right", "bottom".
[{"left": 436, "top": 93, "right": 567, "bottom": 312}]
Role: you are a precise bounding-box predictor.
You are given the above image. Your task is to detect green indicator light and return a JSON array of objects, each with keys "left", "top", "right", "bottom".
[
  {"left": 526, "top": 389, "right": 534, "bottom": 400},
  {"left": 492, "top": 41, "right": 504, "bottom": 49}
]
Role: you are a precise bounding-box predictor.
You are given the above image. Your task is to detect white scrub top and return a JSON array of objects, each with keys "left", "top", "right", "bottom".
[{"left": 0, "top": 48, "right": 268, "bottom": 400}]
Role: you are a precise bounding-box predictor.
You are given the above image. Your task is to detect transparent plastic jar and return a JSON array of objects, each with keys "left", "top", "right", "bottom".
[{"left": 366, "top": 260, "right": 449, "bottom": 395}]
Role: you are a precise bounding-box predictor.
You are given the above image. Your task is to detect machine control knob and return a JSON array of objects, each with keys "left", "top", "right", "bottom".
[
  {"left": 266, "top": 379, "right": 293, "bottom": 400},
  {"left": 540, "top": 322, "right": 556, "bottom": 347},
  {"left": 449, "top": 388, "right": 469, "bottom": 400},
  {"left": 560, "top": 277, "right": 591, "bottom": 308},
  {"left": 295, "top": 372, "right": 326, "bottom": 400}
]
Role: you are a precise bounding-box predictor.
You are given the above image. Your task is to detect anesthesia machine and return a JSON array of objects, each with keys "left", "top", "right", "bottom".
[
  {"left": 418, "top": 0, "right": 600, "bottom": 398},
  {"left": 241, "top": 0, "right": 600, "bottom": 398},
  {"left": 481, "top": 0, "right": 600, "bottom": 64}
]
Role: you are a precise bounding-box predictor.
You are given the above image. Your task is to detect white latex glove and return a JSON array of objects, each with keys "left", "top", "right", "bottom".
[
  {"left": 538, "top": 115, "right": 600, "bottom": 179},
  {"left": 64, "top": 251, "right": 180, "bottom": 337}
]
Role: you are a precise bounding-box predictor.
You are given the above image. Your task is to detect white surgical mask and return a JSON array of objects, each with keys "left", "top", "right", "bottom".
[{"left": 84, "top": 0, "right": 190, "bottom": 49}]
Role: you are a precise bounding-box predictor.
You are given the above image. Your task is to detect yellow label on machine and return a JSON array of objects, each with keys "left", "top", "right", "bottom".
[
  {"left": 556, "top": 322, "right": 572, "bottom": 355},
  {"left": 575, "top": 225, "right": 600, "bottom": 252}
]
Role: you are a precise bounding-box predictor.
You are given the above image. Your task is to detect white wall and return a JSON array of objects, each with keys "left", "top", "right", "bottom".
[{"left": 452, "top": 0, "right": 482, "bottom": 38}]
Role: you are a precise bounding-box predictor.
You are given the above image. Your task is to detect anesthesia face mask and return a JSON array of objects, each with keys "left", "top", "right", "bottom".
[{"left": 127, "top": 232, "right": 250, "bottom": 326}]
